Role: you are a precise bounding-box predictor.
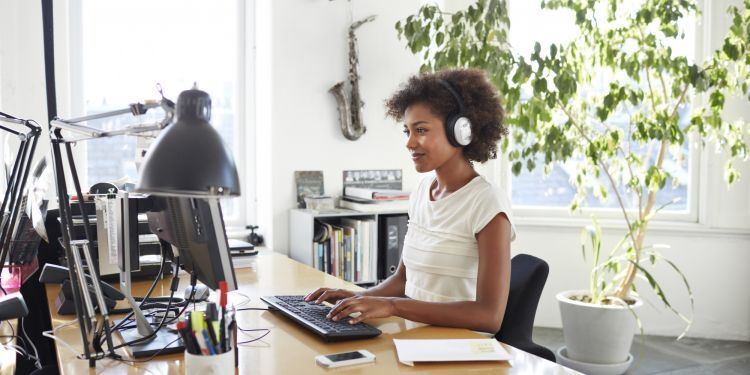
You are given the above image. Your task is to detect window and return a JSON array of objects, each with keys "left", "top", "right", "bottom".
[
  {"left": 71, "top": 0, "right": 247, "bottom": 224},
  {"left": 507, "top": 0, "right": 695, "bottom": 216}
]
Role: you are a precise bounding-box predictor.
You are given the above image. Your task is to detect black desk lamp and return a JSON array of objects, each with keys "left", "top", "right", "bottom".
[
  {"left": 136, "top": 87, "right": 240, "bottom": 197},
  {"left": 48, "top": 87, "right": 241, "bottom": 365}
]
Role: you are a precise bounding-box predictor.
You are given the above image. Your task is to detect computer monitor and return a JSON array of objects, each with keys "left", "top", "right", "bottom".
[
  {"left": 146, "top": 196, "right": 237, "bottom": 291},
  {"left": 114, "top": 193, "right": 237, "bottom": 358}
]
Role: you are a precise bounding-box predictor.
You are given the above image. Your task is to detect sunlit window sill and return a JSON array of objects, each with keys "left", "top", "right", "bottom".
[{"left": 513, "top": 215, "right": 750, "bottom": 239}]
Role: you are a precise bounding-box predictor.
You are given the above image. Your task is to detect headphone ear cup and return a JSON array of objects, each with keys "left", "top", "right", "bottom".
[
  {"left": 453, "top": 116, "right": 472, "bottom": 147},
  {"left": 444, "top": 114, "right": 460, "bottom": 147}
]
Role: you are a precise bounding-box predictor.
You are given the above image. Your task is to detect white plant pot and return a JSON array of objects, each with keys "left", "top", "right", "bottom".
[{"left": 557, "top": 290, "right": 643, "bottom": 365}]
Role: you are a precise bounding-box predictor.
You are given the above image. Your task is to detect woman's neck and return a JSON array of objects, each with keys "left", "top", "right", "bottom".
[{"left": 432, "top": 154, "right": 478, "bottom": 196}]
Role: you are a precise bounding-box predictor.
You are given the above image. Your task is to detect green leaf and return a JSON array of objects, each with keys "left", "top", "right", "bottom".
[
  {"left": 526, "top": 158, "right": 536, "bottom": 172},
  {"left": 722, "top": 39, "right": 740, "bottom": 60},
  {"left": 512, "top": 161, "right": 522, "bottom": 176},
  {"left": 710, "top": 91, "right": 725, "bottom": 110},
  {"left": 533, "top": 78, "right": 548, "bottom": 94}
]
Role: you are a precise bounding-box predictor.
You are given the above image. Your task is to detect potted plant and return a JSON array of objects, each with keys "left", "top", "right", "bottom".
[{"left": 397, "top": 0, "right": 750, "bottom": 371}]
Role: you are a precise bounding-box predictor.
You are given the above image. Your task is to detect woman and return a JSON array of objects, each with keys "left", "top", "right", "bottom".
[{"left": 305, "top": 69, "right": 515, "bottom": 334}]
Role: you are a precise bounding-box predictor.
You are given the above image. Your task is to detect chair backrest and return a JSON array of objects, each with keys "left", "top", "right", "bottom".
[{"left": 495, "top": 253, "right": 549, "bottom": 345}]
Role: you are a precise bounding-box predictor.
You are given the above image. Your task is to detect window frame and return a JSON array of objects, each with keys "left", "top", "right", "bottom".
[
  {"left": 503, "top": 0, "right": 701, "bottom": 224},
  {"left": 65, "top": 0, "right": 255, "bottom": 229}
]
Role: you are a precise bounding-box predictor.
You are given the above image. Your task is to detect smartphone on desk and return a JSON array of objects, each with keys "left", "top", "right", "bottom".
[{"left": 315, "top": 350, "right": 376, "bottom": 368}]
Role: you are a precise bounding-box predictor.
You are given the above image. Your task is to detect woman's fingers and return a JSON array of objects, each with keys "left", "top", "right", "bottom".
[
  {"left": 304, "top": 288, "right": 328, "bottom": 302},
  {"left": 330, "top": 300, "right": 361, "bottom": 321},
  {"left": 316, "top": 289, "right": 348, "bottom": 304},
  {"left": 327, "top": 296, "right": 356, "bottom": 318},
  {"left": 348, "top": 313, "right": 367, "bottom": 324},
  {"left": 314, "top": 290, "right": 334, "bottom": 304}
]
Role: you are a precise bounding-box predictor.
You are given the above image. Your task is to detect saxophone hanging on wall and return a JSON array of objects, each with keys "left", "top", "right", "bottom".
[{"left": 329, "top": 15, "right": 376, "bottom": 141}]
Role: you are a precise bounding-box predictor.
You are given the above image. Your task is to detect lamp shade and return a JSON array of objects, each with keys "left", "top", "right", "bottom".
[{"left": 135, "top": 88, "right": 240, "bottom": 197}]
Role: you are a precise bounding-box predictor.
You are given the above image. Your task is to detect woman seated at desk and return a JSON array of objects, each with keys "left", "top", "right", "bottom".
[{"left": 306, "top": 68, "right": 515, "bottom": 334}]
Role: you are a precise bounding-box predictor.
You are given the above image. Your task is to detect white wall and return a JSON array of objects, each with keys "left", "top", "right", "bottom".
[
  {"left": 0, "top": 1, "right": 48, "bottom": 158},
  {"left": 256, "top": 0, "right": 423, "bottom": 251},
  {"left": 0, "top": 0, "right": 74, "bottom": 197}
]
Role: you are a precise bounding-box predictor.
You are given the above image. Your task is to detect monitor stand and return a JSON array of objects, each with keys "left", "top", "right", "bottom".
[
  {"left": 114, "top": 318, "right": 185, "bottom": 358},
  {"left": 116, "top": 192, "right": 184, "bottom": 358}
]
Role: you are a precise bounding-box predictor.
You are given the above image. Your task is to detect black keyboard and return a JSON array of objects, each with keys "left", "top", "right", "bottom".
[{"left": 260, "top": 295, "right": 381, "bottom": 341}]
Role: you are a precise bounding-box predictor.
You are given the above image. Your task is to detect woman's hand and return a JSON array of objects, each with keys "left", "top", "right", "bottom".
[
  {"left": 327, "top": 296, "right": 397, "bottom": 324},
  {"left": 304, "top": 288, "right": 359, "bottom": 304}
]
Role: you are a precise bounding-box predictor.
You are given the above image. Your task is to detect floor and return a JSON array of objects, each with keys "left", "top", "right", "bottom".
[{"left": 533, "top": 327, "right": 750, "bottom": 374}]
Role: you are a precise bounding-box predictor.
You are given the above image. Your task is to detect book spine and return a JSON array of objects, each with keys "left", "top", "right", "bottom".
[{"left": 312, "top": 242, "right": 318, "bottom": 271}]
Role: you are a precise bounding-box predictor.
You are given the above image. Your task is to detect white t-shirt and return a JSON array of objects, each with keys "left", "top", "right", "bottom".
[{"left": 402, "top": 175, "right": 516, "bottom": 303}]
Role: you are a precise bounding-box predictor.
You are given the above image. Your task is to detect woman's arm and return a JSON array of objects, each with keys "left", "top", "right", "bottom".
[
  {"left": 305, "top": 258, "right": 407, "bottom": 303},
  {"left": 328, "top": 213, "right": 511, "bottom": 333},
  {"left": 360, "top": 259, "right": 407, "bottom": 297}
]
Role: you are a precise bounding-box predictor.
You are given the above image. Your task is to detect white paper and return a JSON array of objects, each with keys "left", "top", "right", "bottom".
[{"left": 393, "top": 339, "right": 511, "bottom": 366}]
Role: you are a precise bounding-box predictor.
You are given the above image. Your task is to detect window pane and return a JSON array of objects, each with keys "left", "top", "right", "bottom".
[
  {"left": 508, "top": 0, "right": 691, "bottom": 212},
  {"left": 80, "top": 0, "right": 239, "bottom": 217}
]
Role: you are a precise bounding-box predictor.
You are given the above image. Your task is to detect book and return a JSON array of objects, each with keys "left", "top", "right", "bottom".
[
  {"left": 344, "top": 187, "right": 410, "bottom": 201},
  {"left": 342, "top": 169, "right": 403, "bottom": 190},
  {"left": 339, "top": 197, "right": 408, "bottom": 213}
]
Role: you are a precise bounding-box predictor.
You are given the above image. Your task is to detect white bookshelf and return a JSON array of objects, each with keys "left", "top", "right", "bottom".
[{"left": 288, "top": 208, "right": 407, "bottom": 285}]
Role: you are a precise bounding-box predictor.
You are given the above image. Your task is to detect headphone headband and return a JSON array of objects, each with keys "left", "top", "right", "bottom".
[{"left": 437, "top": 79, "right": 465, "bottom": 114}]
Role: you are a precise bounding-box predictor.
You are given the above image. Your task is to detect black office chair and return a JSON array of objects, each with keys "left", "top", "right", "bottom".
[{"left": 495, "top": 253, "right": 556, "bottom": 363}]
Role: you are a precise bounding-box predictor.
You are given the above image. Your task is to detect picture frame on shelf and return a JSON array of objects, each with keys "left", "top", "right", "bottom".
[{"left": 294, "top": 170, "right": 325, "bottom": 208}]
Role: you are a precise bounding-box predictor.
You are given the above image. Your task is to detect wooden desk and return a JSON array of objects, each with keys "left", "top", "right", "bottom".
[{"left": 46, "top": 250, "right": 573, "bottom": 374}]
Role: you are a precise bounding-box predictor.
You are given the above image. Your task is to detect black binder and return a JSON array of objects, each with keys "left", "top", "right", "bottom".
[{"left": 378, "top": 214, "right": 408, "bottom": 280}]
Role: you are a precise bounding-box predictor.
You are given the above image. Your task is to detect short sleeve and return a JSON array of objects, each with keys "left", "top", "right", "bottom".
[{"left": 470, "top": 186, "right": 516, "bottom": 241}]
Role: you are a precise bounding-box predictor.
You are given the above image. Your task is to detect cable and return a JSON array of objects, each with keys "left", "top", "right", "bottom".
[
  {"left": 140, "top": 242, "right": 168, "bottom": 305},
  {"left": 110, "top": 242, "right": 170, "bottom": 332},
  {"left": 108, "top": 264, "right": 189, "bottom": 351},
  {"left": 104, "top": 283, "right": 195, "bottom": 350},
  {"left": 42, "top": 319, "right": 82, "bottom": 358},
  {"left": 20, "top": 316, "right": 42, "bottom": 369},
  {"left": 230, "top": 291, "right": 251, "bottom": 308},
  {"left": 109, "top": 289, "right": 175, "bottom": 350},
  {"left": 237, "top": 328, "right": 270, "bottom": 345},
  {"left": 236, "top": 307, "right": 269, "bottom": 312},
  {"left": 234, "top": 307, "right": 272, "bottom": 345}
]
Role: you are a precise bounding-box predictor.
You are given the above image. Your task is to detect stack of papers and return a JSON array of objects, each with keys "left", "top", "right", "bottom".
[{"left": 393, "top": 339, "right": 511, "bottom": 366}]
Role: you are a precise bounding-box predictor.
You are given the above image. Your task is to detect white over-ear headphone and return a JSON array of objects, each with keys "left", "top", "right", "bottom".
[{"left": 437, "top": 79, "right": 472, "bottom": 147}]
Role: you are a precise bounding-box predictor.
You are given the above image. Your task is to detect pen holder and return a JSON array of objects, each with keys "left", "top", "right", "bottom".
[{"left": 185, "top": 347, "right": 235, "bottom": 373}]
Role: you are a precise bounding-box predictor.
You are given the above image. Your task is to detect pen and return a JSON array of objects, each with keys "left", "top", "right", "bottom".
[
  {"left": 176, "top": 321, "right": 195, "bottom": 354},
  {"left": 201, "top": 329, "right": 216, "bottom": 355},
  {"left": 194, "top": 331, "right": 208, "bottom": 355},
  {"left": 205, "top": 302, "right": 221, "bottom": 351},
  {"left": 205, "top": 316, "right": 220, "bottom": 352},
  {"left": 229, "top": 318, "right": 237, "bottom": 366},
  {"left": 191, "top": 311, "right": 205, "bottom": 334},
  {"left": 219, "top": 281, "right": 228, "bottom": 352}
]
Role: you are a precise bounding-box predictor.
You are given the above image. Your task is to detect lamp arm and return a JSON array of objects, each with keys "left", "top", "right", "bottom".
[
  {"left": 0, "top": 124, "right": 23, "bottom": 136},
  {"left": 1, "top": 112, "right": 42, "bottom": 130},
  {"left": 50, "top": 97, "right": 175, "bottom": 140}
]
